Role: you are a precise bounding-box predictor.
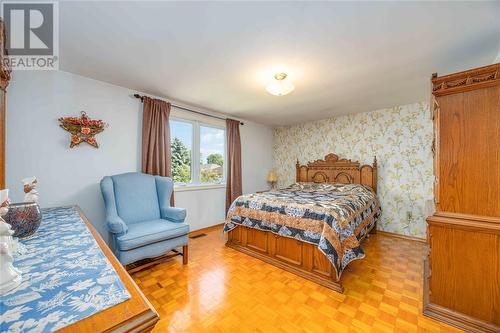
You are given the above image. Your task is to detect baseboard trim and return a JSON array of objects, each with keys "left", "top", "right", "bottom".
[
  {"left": 423, "top": 302, "right": 500, "bottom": 333},
  {"left": 376, "top": 230, "right": 427, "bottom": 243},
  {"left": 189, "top": 223, "right": 224, "bottom": 237}
]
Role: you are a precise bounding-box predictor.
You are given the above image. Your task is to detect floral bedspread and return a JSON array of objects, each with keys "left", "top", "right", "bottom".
[
  {"left": 0, "top": 206, "right": 130, "bottom": 333},
  {"left": 224, "top": 183, "right": 381, "bottom": 279}
]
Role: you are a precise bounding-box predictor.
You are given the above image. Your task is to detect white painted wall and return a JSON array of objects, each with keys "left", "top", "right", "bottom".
[{"left": 6, "top": 70, "right": 273, "bottom": 244}]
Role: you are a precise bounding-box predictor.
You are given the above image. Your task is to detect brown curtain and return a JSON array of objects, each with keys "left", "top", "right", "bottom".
[
  {"left": 225, "top": 119, "right": 242, "bottom": 213},
  {"left": 141, "top": 96, "right": 174, "bottom": 205}
]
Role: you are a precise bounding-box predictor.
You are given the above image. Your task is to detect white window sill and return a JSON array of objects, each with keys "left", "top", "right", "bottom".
[{"left": 174, "top": 183, "right": 226, "bottom": 192}]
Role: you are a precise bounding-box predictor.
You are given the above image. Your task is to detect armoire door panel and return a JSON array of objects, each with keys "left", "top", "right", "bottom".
[
  {"left": 438, "top": 85, "right": 500, "bottom": 218},
  {"left": 428, "top": 222, "right": 500, "bottom": 325}
]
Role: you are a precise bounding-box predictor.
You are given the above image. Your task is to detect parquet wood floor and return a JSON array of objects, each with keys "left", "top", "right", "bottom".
[{"left": 132, "top": 227, "right": 463, "bottom": 333}]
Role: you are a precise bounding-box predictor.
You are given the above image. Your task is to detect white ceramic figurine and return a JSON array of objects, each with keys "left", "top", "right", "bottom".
[
  {"left": 0, "top": 189, "right": 18, "bottom": 253},
  {"left": 22, "top": 177, "right": 39, "bottom": 204},
  {"left": 0, "top": 242, "right": 22, "bottom": 295}
]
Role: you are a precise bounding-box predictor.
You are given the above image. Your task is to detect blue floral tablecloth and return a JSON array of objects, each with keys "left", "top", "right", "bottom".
[{"left": 0, "top": 206, "right": 131, "bottom": 333}]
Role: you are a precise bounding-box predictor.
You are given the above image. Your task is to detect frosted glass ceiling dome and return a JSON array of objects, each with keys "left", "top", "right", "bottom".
[{"left": 266, "top": 73, "right": 295, "bottom": 96}]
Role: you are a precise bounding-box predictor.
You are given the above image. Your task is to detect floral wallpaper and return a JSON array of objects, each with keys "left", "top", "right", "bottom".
[{"left": 273, "top": 102, "right": 433, "bottom": 238}]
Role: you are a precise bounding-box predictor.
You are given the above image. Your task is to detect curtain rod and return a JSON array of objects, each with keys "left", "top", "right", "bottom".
[{"left": 133, "top": 94, "right": 244, "bottom": 125}]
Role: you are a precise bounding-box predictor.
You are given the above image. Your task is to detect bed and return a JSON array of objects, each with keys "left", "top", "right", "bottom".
[{"left": 224, "top": 153, "right": 380, "bottom": 292}]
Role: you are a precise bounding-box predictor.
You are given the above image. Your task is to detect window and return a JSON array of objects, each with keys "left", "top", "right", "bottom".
[
  {"left": 170, "top": 120, "right": 193, "bottom": 184},
  {"left": 170, "top": 118, "right": 226, "bottom": 186},
  {"left": 200, "top": 125, "right": 225, "bottom": 184}
]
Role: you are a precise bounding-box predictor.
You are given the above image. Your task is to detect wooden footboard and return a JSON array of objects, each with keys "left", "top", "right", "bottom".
[{"left": 226, "top": 226, "right": 344, "bottom": 293}]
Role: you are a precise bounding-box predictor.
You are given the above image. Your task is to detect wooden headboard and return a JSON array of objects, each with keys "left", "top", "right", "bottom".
[{"left": 295, "top": 153, "right": 378, "bottom": 193}]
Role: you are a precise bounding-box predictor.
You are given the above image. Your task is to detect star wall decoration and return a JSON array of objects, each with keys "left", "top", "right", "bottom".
[{"left": 58, "top": 111, "right": 108, "bottom": 148}]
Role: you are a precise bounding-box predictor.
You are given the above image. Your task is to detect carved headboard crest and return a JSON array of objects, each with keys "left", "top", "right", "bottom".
[{"left": 295, "top": 153, "right": 378, "bottom": 192}]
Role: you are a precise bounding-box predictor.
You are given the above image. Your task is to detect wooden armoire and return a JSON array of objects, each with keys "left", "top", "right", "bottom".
[
  {"left": 424, "top": 63, "right": 500, "bottom": 333},
  {"left": 0, "top": 18, "right": 11, "bottom": 189}
]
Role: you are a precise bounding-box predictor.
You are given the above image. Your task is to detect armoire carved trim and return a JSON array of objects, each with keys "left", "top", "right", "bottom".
[{"left": 431, "top": 63, "right": 500, "bottom": 96}]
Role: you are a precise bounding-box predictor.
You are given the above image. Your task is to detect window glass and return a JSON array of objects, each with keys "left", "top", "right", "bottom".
[
  {"left": 170, "top": 120, "right": 193, "bottom": 184},
  {"left": 199, "top": 125, "right": 225, "bottom": 183}
]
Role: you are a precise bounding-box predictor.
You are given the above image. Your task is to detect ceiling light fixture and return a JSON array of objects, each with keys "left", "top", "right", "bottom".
[{"left": 266, "top": 72, "right": 295, "bottom": 96}]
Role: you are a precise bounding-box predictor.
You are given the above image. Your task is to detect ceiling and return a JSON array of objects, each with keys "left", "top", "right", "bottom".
[{"left": 59, "top": 1, "right": 500, "bottom": 126}]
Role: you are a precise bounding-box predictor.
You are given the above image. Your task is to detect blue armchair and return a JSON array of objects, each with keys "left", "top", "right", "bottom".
[{"left": 100, "top": 172, "right": 189, "bottom": 268}]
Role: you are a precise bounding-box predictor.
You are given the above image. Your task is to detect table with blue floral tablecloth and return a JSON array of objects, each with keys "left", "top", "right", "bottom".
[{"left": 0, "top": 206, "right": 131, "bottom": 333}]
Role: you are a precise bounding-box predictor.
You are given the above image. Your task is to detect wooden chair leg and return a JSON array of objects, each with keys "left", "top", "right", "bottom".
[
  {"left": 182, "top": 245, "right": 188, "bottom": 264},
  {"left": 126, "top": 251, "right": 180, "bottom": 273}
]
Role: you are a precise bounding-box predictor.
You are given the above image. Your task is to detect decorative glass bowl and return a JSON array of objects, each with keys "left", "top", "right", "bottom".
[{"left": 4, "top": 202, "right": 42, "bottom": 239}]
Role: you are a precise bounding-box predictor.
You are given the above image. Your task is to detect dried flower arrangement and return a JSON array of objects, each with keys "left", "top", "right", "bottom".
[{"left": 58, "top": 111, "right": 108, "bottom": 148}]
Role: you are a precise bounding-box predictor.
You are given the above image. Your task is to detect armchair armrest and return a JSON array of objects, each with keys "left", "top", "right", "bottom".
[
  {"left": 100, "top": 176, "right": 128, "bottom": 235},
  {"left": 107, "top": 215, "right": 128, "bottom": 234},
  {"left": 161, "top": 207, "right": 187, "bottom": 223}
]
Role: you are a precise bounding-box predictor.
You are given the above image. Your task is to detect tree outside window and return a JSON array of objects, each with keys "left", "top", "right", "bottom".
[
  {"left": 170, "top": 120, "right": 193, "bottom": 183},
  {"left": 171, "top": 137, "right": 191, "bottom": 183}
]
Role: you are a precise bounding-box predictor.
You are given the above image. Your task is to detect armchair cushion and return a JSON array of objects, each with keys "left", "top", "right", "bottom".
[
  {"left": 116, "top": 219, "right": 189, "bottom": 251},
  {"left": 161, "top": 207, "right": 187, "bottom": 223}
]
